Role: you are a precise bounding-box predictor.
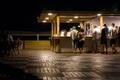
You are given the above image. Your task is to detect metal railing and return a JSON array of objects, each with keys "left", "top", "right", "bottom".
[{"left": 12, "top": 32, "right": 51, "bottom": 40}]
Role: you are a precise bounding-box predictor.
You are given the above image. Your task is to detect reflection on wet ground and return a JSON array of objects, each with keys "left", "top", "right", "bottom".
[{"left": 0, "top": 50, "right": 120, "bottom": 80}]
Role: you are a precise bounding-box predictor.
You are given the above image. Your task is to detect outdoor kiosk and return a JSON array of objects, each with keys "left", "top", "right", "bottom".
[{"left": 38, "top": 11, "right": 120, "bottom": 53}]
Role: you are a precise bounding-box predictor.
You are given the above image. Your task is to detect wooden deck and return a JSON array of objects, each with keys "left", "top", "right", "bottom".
[{"left": 0, "top": 50, "right": 120, "bottom": 80}]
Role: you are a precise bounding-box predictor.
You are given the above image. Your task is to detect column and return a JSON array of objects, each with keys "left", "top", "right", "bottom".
[
  {"left": 80, "top": 21, "right": 84, "bottom": 29},
  {"left": 50, "top": 21, "right": 54, "bottom": 51},
  {"left": 51, "top": 21, "right": 54, "bottom": 37},
  {"left": 56, "top": 16, "right": 60, "bottom": 36},
  {"left": 53, "top": 19, "right": 57, "bottom": 36},
  {"left": 55, "top": 16, "right": 61, "bottom": 53},
  {"left": 100, "top": 16, "right": 103, "bottom": 32}
]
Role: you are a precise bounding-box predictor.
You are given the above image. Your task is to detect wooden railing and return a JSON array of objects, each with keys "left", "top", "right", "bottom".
[{"left": 12, "top": 33, "right": 51, "bottom": 50}]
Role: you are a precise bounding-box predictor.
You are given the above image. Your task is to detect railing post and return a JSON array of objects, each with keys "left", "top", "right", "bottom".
[{"left": 37, "top": 34, "right": 39, "bottom": 40}]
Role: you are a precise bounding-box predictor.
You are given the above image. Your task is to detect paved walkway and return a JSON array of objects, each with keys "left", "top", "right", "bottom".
[{"left": 0, "top": 50, "right": 120, "bottom": 80}]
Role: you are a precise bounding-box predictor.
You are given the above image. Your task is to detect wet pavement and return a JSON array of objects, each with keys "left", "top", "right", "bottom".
[{"left": 0, "top": 50, "right": 120, "bottom": 80}]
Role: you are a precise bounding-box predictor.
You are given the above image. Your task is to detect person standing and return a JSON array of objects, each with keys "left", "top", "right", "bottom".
[
  {"left": 77, "top": 29, "right": 85, "bottom": 53},
  {"left": 100, "top": 24, "right": 109, "bottom": 54},
  {"left": 92, "top": 25, "right": 100, "bottom": 53},
  {"left": 70, "top": 26, "right": 78, "bottom": 53},
  {"left": 109, "top": 23, "right": 117, "bottom": 53}
]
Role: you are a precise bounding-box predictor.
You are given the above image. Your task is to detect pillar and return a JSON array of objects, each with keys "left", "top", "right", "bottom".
[
  {"left": 100, "top": 16, "right": 103, "bottom": 32},
  {"left": 80, "top": 22, "right": 84, "bottom": 29},
  {"left": 51, "top": 21, "right": 54, "bottom": 37},
  {"left": 56, "top": 16, "right": 60, "bottom": 36},
  {"left": 53, "top": 19, "right": 57, "bottom": 36}
]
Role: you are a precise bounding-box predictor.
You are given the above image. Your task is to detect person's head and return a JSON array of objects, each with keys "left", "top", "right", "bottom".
[
  {"left": 112, "top": 23, "right": 115, "bottom": 27},
  {"left": 94, "top": 25, "right": 97, "bottom": 28},
  {"left": 72, "top": 26, "right": 76, "bottom": 29},
  {"left": 103, "top": 24, "right": 107, "bottom": 27},
  {"left": 116, "top": 26, "right": 118, "bottom": 28}
]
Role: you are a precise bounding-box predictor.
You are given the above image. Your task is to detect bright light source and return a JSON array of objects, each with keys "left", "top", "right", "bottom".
[
  {"left": 42, "top": 20, "right": 46, "bottom": 23},
  {"left": 74, "top": 16, "right": 78, "bottom": 18},
  {"left": 45, "top": 17, "right": 49, "bottom": 20},
  {"left": 66, "top": 21, "right": 70, "bottom": 23},
  {"left": 69, "top": 19, "right": 73, "bottom": 21},
  {"left": 78, "top": 25, "right": 80, "bottom": 27},
  {"left": 97, "top": 13, "right": 102, "bottom": 16},
  {"left": 48, "top": 13, "right": 52, "bottom": 16}
]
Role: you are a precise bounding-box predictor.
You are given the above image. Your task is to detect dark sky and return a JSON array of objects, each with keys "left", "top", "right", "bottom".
[{"left": 0, "top": 0, "right": 120, "bottom": 31}]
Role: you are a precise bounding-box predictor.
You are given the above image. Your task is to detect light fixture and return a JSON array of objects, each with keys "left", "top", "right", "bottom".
[
  {"left": 45, "top": 17, "right": 49, "bottom": 20},
  {"left": 69, "top": 19, "right": 73, "bottom": 21},
  {"left": 66, "top": 21, "right": 70, "bottom": 23},
  {"left": 74, "top": 16, "right": 78, "bottom": 18},
  {"left": 42, "top": 20, "right": 46, "bottom": 23},
  {"left": 97, "top": 13, "right": 102, "bottom": 16},
  {"left": 78, "top": 25, "right": 80, "bottom": 27},
  {"left": 48, "top": 13, "right": 52, "bottom": 16}
]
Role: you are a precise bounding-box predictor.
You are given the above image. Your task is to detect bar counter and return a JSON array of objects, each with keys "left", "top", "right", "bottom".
[{"left": 49, "top": 36, "right": 93, "bottom": 53}]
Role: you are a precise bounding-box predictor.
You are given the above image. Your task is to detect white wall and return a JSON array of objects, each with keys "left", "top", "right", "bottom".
[
  {"left": 103, "top": 16, "right": 120, "bottom": 26},
  {"left": 85, "top": 16, "right": 120, "bottom": 31}
]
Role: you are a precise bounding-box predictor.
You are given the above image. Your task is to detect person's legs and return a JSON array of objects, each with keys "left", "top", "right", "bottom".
[
  {"left": 77, "top": 41, "right": 81, "bottom": 53},
  {"left": 72, "top": 40, "right": 75, "bottom": 52},
  {"left": 81, "top": 41, "right": 84, "bottom": 53},
  {"left": 95, "top": 39, "right": 98, "bottom": 53},
  {"left": 101, "top": 39, "right": 105, "bottom": 54},
  {"left": 75, "top": 40, "right": 78, "bottom": 53},
  {"left": 100, "top": 44, "right": 103, "bottom": 53},
  {"left": 111, "top": 39, "right": 116, "bottom": 53},
  {"left": 112, "top": 39, "right": 116, "bottom": 53},
  {"left": 105, "top": 43, "right": 108, "bottom": 54},
  {"left": 92, "top": 39, "right": 99, "bottom": 53},
  {"left": 79, "top": 42, "right": 82, "bottom": 53},
  {"left": 72, "top": 39, "right": 77, "bottom": 53},
  {"left": 102, "top": 39, "right": 108, "bottom": 54}
]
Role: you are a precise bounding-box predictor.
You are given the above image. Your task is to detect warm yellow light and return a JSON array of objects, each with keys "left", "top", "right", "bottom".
[
  {"left": 97, "top": 13, "right": 102, "bottom": 16},
  {"left": 74, "top": 16, "right": 78, "bottom": 18},
  {"left": 78, "top": 25, "right": 80, "bottom": 27},
  {"left": 42, "top": 20, "right": 46, "bottom": 23},
  {"left": 67, "top": 21, "right": 70, "bottom": 23},
  {"left": 45, "top": 17, "right": 49, "bottom": 20},
  {"left": 69, "top": 19, "right": 73, "bottom": 21},
  {"left": 48, "top": 13, "right": 52, "bottom": 16}
]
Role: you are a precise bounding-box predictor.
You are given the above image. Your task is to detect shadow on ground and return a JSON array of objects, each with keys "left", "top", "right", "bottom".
[{"left": 0, "top": 62, "right": 42, "bottom": 80}]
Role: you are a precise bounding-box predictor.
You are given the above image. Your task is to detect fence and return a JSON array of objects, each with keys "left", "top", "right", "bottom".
[
  {"left": 12, "top": 32, "right": 51, "bottom": 40},
  {"left": 12, "top": 33, "right": 51, "bottom": 50}
]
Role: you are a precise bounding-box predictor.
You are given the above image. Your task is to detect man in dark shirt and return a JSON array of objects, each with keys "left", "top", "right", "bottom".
[{"left": 101, "top": 24, "right": 108, "bottom": 54}]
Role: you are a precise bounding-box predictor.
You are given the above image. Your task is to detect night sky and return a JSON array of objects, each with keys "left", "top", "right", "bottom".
[{"left": 0, "top": 0, "right": 120, "bottom": 32}]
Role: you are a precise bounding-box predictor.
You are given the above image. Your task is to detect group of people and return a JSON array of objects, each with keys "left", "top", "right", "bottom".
[
  {"left": 70, "top": 23, "right": 120, "bottom": 54},
  {"left": 0, "top": 30, "right": 23, "bottom": 57},
  {"left": 101, "top": 23, "right": 120, "bottom": 54},
  {"left": 70, "top": 26, "right": 85, "bottom": 53}
]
